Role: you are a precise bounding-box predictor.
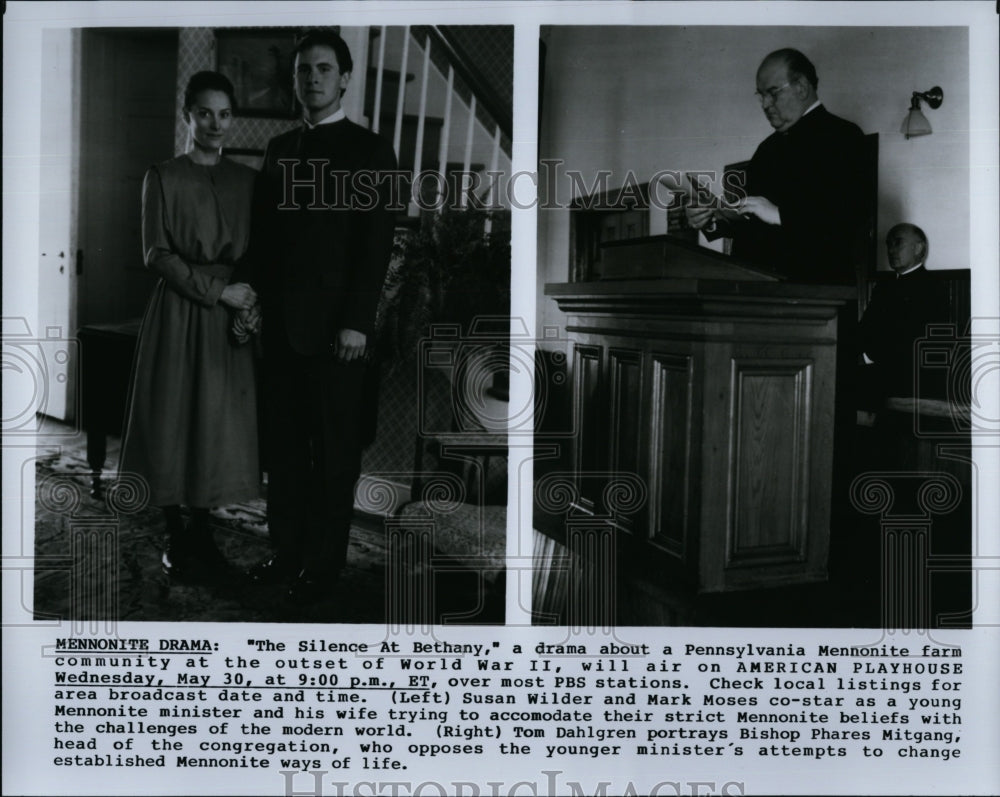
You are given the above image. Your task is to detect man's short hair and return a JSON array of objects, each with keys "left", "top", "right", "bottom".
[
  {"left": 887, "top": 222, "right": 929, "bottom": 256},
  {"left": 764, "top": 48, "right": 819, "bottom": 90},
  {"left": 294, "top": 29, "right": 353, "bottom": 74}
]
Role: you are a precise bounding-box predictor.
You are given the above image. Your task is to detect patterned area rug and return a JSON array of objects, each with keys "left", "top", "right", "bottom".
[
  {"left": 30, "top": 426, "right": 501, "bottom": 625},
  {"left": 32, "top": 444, "right": 388, "bottom": 623}
]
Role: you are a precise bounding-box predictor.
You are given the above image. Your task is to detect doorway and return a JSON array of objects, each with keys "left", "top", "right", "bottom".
[
  {"left": 76, "top": 28, "right": 178, "bottom": 328},
  {"left": 37, "top": 28, "right": 177, "bottom": 422}
]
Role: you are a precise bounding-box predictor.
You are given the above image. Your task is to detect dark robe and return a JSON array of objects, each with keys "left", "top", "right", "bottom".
[
  {"left": 712, "top": 105, "right": 867, "bottom": 285},
  {"left": 248, "top": 118, "right": 398, "bottom": 573},
  {"left": 859, "top": 267, "right": 953, "bottom": 402}
]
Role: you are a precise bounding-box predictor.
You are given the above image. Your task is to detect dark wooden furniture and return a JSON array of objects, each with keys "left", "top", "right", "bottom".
[
  {"left": 77, "top": 319, "right": 141, "bottom": 496},
  {"left": 388, "top": 432, "right": 507, "bottom": 626},
  {"left": 543, "top": 236, "right": 855, "bottom": 598},
  {"left": 569, "top": 181, "right": 700, "bottom": 282}
]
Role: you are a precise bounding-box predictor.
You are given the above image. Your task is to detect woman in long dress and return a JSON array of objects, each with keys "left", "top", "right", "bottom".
[{"left": 121, "top": 71, "right": 261, "bottom": 583}]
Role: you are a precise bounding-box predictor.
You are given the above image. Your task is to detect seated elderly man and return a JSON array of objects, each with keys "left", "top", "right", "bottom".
[
  {"left": 858, "top": 223, "right": 952, "bottom": 410},
  {"left": 854, "top": 223, "right": 970, "bottom": 628}
]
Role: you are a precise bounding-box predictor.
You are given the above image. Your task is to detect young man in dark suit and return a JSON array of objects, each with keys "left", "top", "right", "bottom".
[
  {"left": 247, "top": 30, "right": 399, "bottom": 604},
  {"left": 686, "top": 48, "right": 867, "bottom": 285}
]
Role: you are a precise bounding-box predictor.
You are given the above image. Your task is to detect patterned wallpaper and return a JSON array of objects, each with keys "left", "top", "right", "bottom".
[
  {"left": 174, "top": 28, "right": 300, "bottom": 158},
  {"left": 175, "top": 27, "right": 513, "bottom": 165},
  {"left": 437, "top": 25, "right": 513, "bottom": 147}
]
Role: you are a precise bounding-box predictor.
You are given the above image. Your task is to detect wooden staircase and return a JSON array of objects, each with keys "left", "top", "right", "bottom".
[{"left": 364, "top": 26, "right": 511, "bottom": 221}]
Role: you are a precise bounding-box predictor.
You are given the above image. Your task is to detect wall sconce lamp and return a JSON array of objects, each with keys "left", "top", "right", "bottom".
[{"left": 901, "top": 86, "right": 944, "bottom": 139}]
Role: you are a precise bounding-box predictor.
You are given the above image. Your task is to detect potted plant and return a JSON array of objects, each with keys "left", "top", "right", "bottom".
[{"left": 376, "top": 208, "right": 512, "bottom": 367}]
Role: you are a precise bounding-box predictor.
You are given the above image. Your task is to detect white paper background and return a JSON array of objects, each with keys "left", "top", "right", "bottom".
[{"left": 4, "top": 3, "right": 998, "bottom": 795}]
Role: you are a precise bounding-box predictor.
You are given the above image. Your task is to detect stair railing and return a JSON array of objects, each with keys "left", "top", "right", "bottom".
[{"left": 367, "top": 26, "right": 511, "bottom": 216}]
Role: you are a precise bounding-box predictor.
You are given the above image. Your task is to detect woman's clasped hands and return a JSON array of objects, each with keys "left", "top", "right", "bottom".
[{"left": 222, "top": 282, "right": 261, "bottom": 344}]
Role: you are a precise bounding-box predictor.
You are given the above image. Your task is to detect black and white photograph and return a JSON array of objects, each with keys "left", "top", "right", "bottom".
[
  {"left": 533, "top": 25, "right": 976, "bottom": 629},
  {"left": 3, "top": 3, "right": 999, "bottom": 797},
  {"left": 215, "top": 28, "right": 301, "bottom": 118},
  {"left": 24, "top": 22, "right": 514, "bottom": 626}
]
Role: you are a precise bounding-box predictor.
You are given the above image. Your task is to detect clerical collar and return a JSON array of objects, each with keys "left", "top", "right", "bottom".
[
  {"left": 782, "top": 102, "right": 823, "bottom": 135},
  {"left": 303, "top": 108, "right": 346, "bottom": 129},
  {"left": 896, "top": 263, "right": 925, "bottom": 277}
]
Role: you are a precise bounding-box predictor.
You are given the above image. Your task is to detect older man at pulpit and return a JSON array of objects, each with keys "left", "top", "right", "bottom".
[{"left": 686, "top": 48, "right": 868, "bottom": 285}]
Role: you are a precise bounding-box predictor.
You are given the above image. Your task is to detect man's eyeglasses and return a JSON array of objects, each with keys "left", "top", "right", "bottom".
[{"left": 754, "top": 81, "right": 793, "bottom": 104}]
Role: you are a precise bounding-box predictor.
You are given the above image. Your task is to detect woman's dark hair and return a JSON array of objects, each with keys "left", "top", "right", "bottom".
[
  {"left": 293, "top": 29, "right": 353, "bottom": 74},
  {"left": 183, "top": 71, "right": 237, "bottom": 112}
]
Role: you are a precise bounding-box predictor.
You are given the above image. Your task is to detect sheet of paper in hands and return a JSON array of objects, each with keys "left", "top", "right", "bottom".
[{"left": 683, "top": 173, "right": 745, "bottom": 223}]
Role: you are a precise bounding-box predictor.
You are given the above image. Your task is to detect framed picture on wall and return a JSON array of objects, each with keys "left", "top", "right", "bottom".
[{"left": 214, "top": 28, "right": 301, "bottom": 118}]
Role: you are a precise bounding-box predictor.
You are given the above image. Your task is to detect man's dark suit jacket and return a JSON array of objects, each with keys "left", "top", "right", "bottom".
[
  {"left": 858, "top": 267, "right": 953, "bottom": 402},
  {"left": 712, "top": 105, "right": 867, "bottom": 285},
  {"left": 252, "top": 118, "right": 399, "bottom": 355}
]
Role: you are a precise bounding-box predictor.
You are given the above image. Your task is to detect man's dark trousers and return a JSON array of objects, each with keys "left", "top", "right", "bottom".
[{"left": 264, "top": 337, "right": 367, "bottom": 574}]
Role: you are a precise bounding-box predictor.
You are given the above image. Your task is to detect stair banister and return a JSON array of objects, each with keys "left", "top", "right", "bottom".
[
  {"left": 460, "top": 95, "right": 476, "bottom": 209},
  {"left": 485, "top": 126, "right": 502, "bottom": 232},
  {"left": 372, "top": 26, "right": 387, "bottom": 134},
  {"left": 436, "top": 65, "right": 455, "bottom": 212},
  {"left": 392, "top": 26, "right": 409, "bottom": 159},
  {"left": 411, "top": 36, "right": 431, "bottom": 216}
]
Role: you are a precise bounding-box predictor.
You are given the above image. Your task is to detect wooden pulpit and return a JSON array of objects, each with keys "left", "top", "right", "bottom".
[{"left": 545, "top": 235, "right": 855, "bottom": 595}]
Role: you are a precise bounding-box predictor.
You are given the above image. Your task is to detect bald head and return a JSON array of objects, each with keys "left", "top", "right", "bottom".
[
  {"left": 761, "top": 49, "right": 818, "bottom": 89},
  {"left": 756, "top": 49, "right": 820, "bottom": 132},
  {"left": 885, "top": 223, "right": 928, "bottom": 273}
]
